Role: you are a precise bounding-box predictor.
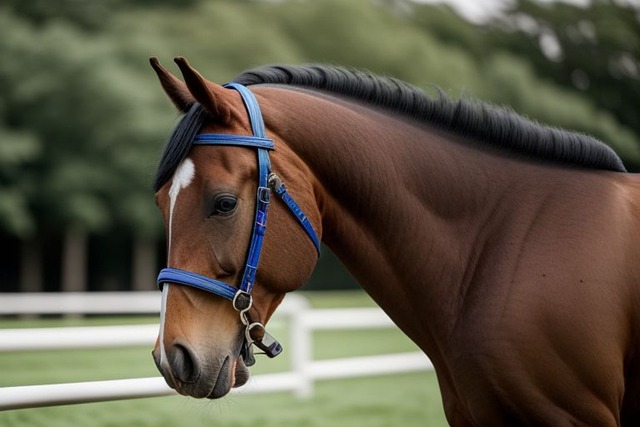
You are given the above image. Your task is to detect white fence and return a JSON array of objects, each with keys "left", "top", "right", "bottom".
[
  {"left": 0, "top": 292, "right": 432, "bottom": 411},
  {"left": 0, "top": 291, "right": 162, "bottom": 315}
]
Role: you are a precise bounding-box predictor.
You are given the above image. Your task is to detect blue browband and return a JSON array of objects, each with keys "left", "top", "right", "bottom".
[{"left": 157, "top": 82, "right": 320, "bottom": 365}]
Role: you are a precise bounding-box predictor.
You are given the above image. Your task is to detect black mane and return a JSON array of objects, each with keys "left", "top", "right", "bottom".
[
  {"left": 155, "top": 64, "right": 626, "bottom": 191},
  {"left": 154, "top": 104, "right": 208, "bottom": 191},
  {"left": 234, "top": 64, "right": 626, "bottom": 173}
]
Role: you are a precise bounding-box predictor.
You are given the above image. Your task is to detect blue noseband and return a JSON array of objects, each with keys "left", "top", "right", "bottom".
[{"left": 157, "top": 83, "right": 320, "bottom": 365}]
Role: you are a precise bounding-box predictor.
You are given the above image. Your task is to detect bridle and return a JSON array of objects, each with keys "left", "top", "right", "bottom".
[{"left": 156, "top": 83, "right": 320, "bottom": 366}]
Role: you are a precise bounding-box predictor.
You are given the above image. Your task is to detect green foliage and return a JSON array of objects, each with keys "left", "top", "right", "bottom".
[
  {"left": 1, "top": 0, "right": 639, "bottom": 243},
  {"left": 0, "top": 128, "right": 40, "bottom": 236},
  {"left": 4, "top": 0, "right": 124, "bottom": 31},
  {"left": 0, "top": 7, "right": 170, "bottom": 236},
  {"left": 477, "top": 53, "right": 640, "bottom": 161},
  {"left": 485, "top": 0, "right": 640, "bottom": 165}
]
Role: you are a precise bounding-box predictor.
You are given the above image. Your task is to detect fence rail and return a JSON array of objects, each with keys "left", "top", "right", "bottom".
[
  {"left": 0, "top": 324, "right": 158, "bottom": 352},
  {"left": 0, "top": 353, "right": 430, "bottom": 410},
  {"left": 0, "top": 292, "right": 432, "bottom": 411},
  {"left": 0, "top": 291, "right": 162, "bottom": 315}
]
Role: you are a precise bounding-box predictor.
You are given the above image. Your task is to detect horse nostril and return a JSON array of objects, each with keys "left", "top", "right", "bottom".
[{"left": 168, "top": 343, "right": 201, "bottom": 384}]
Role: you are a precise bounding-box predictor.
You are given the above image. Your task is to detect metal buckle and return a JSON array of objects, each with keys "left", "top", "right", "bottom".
[
  {"left": 268, "top": 173, "right": 283, "bottom": 192},
  {"left": 234, "top": 291, "right": 283, "bottom": 360},
  {"left": 233, "top": 290, "right": 252, "bottom": 316},
  {"left": 257, "top": 186, "right": 271, "bottom": 204},
  {"left": 246, "top": 322, "right": 283, "bottom": 358}
]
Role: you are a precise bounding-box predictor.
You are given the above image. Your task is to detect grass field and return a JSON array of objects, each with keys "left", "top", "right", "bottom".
[{"left": 0, "top": 291, "right": 448, "bottom": 426}]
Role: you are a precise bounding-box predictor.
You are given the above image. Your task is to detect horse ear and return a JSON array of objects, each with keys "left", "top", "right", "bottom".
[
  {"left": 174, "top": 56, "right": 232, "bottom": 124},
  {"left": 149, "top": 57, "right": 194, "bottom": 113}
]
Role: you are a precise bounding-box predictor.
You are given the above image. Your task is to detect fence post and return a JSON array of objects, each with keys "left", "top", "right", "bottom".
[{"left": 287, "top": 294, "right": 313, "bottom": 399}]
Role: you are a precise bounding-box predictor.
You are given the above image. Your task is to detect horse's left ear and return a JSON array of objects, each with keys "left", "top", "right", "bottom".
[
  {"left": 149, "top": 57, "right": 194, "bottom": 113},
  {"left": 174, "top": 57, "right": 233, "bottom": 124}
]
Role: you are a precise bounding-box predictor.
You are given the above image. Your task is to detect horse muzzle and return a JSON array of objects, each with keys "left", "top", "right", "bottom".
[{"left": 152, "top": 340, "right": 250, "bottom": 399}]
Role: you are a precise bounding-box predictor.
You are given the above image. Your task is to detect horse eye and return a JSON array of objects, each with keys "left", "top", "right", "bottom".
[{"left": 210, "top": 195, "right": 238, "bottom": 217}]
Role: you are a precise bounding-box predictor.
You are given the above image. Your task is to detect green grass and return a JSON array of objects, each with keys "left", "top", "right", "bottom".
[{"left": 0, "top": 291, "right": 448, "bottom": 426}]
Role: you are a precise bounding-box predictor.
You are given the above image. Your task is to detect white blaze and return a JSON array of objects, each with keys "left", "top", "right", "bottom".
[
  {"left": 159, "top": 158, "right": 195, "bottom": 367},
  {"left": 167, "top": 158, "right": 195, "bottom": 256},
  {"left": 159, "top": 283, "right": 171, "bottom": 368}
]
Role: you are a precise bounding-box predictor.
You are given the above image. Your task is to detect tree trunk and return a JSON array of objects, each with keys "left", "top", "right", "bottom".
[
  {"left": 131, "top": 236, "right": 156, "bottom": 291},
  {"left": 61, "top": 228, "right": 87, "bottom": 293},
  {"left": 20, "top": 238, "right": 42, "bottom": 292}
]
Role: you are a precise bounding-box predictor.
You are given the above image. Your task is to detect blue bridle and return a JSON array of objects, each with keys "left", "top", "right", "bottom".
[{"left": 156, "top": 83, "right": 320, "bottom": 366}]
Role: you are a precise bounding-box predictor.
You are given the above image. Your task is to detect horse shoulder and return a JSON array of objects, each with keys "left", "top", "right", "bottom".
[{"left": 440, "top": 171, "right": 640, "bottom": 425}]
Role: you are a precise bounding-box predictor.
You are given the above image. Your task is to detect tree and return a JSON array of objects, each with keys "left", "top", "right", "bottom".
[
  {"left": 0, "top": 7, "right": 169, "bottom": 290},
  {"left": 487, "top": 0, "right": 640, "bottom": 166},
  {"left": 3, "top": 0, "right": 639, "bottom": 292}
]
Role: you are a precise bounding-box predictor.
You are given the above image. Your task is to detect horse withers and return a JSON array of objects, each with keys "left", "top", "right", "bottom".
[{"left": 151, "top": 57, "right": 640, "bottom": 425}]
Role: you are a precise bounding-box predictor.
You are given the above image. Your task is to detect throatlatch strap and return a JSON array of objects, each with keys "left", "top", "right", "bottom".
[{"left": 270, "top": 178, "right": 321, "bottom": 255}]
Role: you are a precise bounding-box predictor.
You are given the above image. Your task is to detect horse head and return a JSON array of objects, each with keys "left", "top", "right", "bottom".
[{"left": 150, "top": 57, "right": 321, "bottom": 399}]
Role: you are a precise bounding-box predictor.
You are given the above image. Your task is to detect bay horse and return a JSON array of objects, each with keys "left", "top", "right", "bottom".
[{"left": 150, "top": 57, "right": 640, "bottom": 425}]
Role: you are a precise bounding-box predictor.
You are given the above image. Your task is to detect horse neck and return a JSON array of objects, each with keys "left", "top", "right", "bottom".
[{"left": 263, "top": 87, "right": 527, "bottom": 347}]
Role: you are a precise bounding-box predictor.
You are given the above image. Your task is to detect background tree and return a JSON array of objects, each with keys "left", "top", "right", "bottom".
[
  {"left": 484, "top": 0, "right": 640, "bottom": 167},
  {"left": 1, "top": 0, "right": 638, "bottom": 292}
]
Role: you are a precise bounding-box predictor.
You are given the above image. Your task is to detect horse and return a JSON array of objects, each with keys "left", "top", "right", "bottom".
[{"left": 150, "top": 57, "right": 640, "bottom": 426}]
